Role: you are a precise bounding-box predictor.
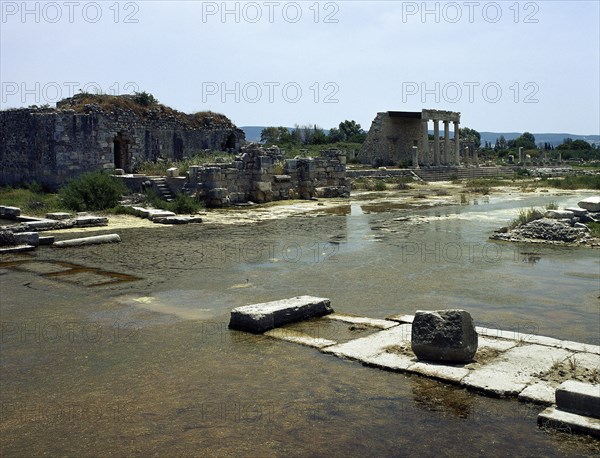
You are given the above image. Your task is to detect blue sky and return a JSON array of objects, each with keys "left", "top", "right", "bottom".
[{"left": 1, "top": 1, "right": 599, "bottom": 134}]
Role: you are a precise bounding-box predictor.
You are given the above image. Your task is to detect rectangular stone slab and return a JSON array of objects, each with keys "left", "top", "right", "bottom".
[
  {"left": 461, "top": 345, "right": 572, "bottom": 397},
  {"left": 264, "top": 328, "right": 336, "bottom": 349},
  {"left": 538, "top": 406, "right": 600, "bottom": 438},
  {"left": 229, "top": 296, "right": 332, "bottom": 333},
  {"left": 555, "top": 380, "right": 600, "bottom": 419}
]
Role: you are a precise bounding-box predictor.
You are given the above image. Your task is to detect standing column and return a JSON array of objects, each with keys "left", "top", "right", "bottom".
[
  {"left": 433, "top": 119, "right": 440, "bottom": 166},
  {"left": 454, "top": 121, "right": 460, "bottom": 165},
  {"left": 443, "top": 120, "right": 450, "bottom": 166},
  {"left": 421, "top": 119, "right": 430, "bottom": 166},
  {"left": 412, "top": 146, "right": 419, "bottom": 169}
]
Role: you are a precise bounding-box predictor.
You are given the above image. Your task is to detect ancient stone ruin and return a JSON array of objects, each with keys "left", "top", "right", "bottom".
[
  {"left": 0, "top": 94, "right": 245, "bottom": 189},
  {"left": 358, "top": 109, "right": 462, "bottom": 167},
  {"left": 184, "top": 143, "right": 350, "bottom": 207}
]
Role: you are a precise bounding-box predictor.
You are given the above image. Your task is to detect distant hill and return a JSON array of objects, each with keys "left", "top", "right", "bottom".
[
  {"left": 477, "top": 132, "right": 599, "bottom": 147},
  {"left": 242, "top": 126, "right": 600, "bottom": 147}
]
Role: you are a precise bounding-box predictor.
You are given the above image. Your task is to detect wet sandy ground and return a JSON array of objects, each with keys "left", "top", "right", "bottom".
[{"left": 1, "top": 185, "right": 599, "bottom": 456}]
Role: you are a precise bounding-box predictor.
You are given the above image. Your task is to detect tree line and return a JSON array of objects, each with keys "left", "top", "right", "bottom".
[{"left": 260, "top": 120, "right": 367, "bottom": 146}]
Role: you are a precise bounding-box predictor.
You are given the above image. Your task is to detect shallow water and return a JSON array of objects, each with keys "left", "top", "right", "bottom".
[{"left": 1, "top": 191, "right": 599, "bottom": 456}]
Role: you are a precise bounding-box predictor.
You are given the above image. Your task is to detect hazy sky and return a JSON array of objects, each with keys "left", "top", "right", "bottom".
[{"left": 1, "top": 1, "right": 599, "bottom": 134}]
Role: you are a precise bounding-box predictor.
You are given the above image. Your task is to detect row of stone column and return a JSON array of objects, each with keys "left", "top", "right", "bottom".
[{"left": 416, "top": 119, "right": 460, "bottom": 167}]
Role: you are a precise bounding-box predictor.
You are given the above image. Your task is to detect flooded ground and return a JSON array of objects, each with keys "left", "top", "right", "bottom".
[{"left": 1, "top": 187, "right": 599, "bottom": 456}]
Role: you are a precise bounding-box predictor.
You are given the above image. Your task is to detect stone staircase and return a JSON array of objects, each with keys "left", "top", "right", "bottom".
[
  {"left": 149, "top": 177, "right": 175, "bottom": 202},
  {"left": 414, "top": 166, "right": 514, "bottom": 182}
]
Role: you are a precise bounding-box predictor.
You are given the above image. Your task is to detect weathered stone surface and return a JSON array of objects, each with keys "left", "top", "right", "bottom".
[
  {"left": 54, "top": 234, "right": 121, "bottom": 247},
  {"left": 0, "top": 244, "right": 35, "bottom": 253},
  {"left": 578, "top": 196, "right": 600, "bottom": 212},
  {"left": 0, "top": 229, "right": 17, "bottom": 246},
  {"left": 264, "top": 328, "right": 337, "bottom": 349},
  {"left": 565, "top": 207, "right": 588, "bottom": 217},
  {"left": 45, "top": 212, "right": 72, "bottom": 220},
  {"left": 545, "top": 210, "right": 574, "bottom": 219},
  {"left": 555, "top": 381, "right": 600, "bottom": 419},
  {"left": 323, "top": 313, "right": 398, "bottom": 329},
  {"left": 461, "top": 345, "right": 571, "bottom": 397},
  {"left": 152, "top": 215, "right": 203, "bottom": 224},
  {"left": 13, "top": 232, "right": 39, "bottom": 247},
  {"left": 538, "top": 406, "right": 600, "bottom": 438},
  {"left": 491, "top": 218, "right": 589, "bottom": 244},
  {"left": 0, "top": 206, "right": 21, "bottom": 218},
  {"left": 411, "top": 310, "right": 478, "bottom": 363},
  {"left": 74, "top": 216, "right": 108, "bottom": 227},
  {"left": 229, "top": 296, "right": 333, "bottom": 333}
]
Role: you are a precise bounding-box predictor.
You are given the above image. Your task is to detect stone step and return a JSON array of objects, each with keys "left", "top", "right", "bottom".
[
  {"left": 538, "top": 406, "right": 600, "bottom": 438},
  {"left": 555, "top": 380, "right": 600, "bottom": 419}
]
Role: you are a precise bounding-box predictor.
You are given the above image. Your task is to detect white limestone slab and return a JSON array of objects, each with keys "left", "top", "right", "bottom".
[
  {"left": 462, "top": 345, "right": 572, "bottom": 397},
  {"left": 519, "top": 382, "right": 556, "bottom": 405},
  {"left": 264, "top": 328, "right": 337, "bottom": 349},
  {"left": 321, "top": 324, "right": 412, "bottom": 360},
  {"left": 323, "top": 313, "right": 398, "bottom": 329},
  {"left": 538, "top": 406, "right": 600, "bottom": 438}
]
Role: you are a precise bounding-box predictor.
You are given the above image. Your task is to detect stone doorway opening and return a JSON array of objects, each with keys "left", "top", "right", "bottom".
[{"left": 113, "top": 132, "right": 131, "bottom": 172}]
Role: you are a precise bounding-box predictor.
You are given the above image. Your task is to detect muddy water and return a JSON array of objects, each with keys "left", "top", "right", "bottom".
[{"left": 1, "top": 191, "right": 599, "bottom": 456}]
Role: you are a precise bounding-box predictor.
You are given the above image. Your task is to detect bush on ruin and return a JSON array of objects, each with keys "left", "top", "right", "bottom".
[{"left": 60, "top": 172, "right": 127, "bottom": 211}]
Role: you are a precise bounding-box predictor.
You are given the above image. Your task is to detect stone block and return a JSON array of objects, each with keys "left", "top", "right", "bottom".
[
  {"left": 0, "top": 206, "right": 21, "bottom": 219},
  {"left": 254, "top": 181, "right": 272, "bottom": 192},
  {"left": 565, "top": 207, "right": 588, "bottom": 217},
  {"left": 555, "top": 381, "right": 600, "bottom": 419},
  {"left": 45, "top": 212, "right": 71, "bottom": 220},
  {"left": 114, "top": 168, "right": 125, "bottom": 175},
  {"left": 545, "top": 210, "right": 574, "bottom": 219},
  {"left": 229, "top": 296, "right": 333, "bottom": 333},
  {"left": 166, "top": 167, "right": 179, "bottom": 177},
  {"left": 207, "top": 188, "right": 229, "bottom": 199},
  {"left": 411, "top": 310, "right": 478, "bottom": 363},
  {"left": 75, "top": 216, "right": 108, "bottom": 227},
  {"left": 13, "top": 232, "right": 39, "bottom": 247},
  {"left": 39, "top": 236, "right": 55, "bottom": 245},
  {"left": 578, "top": 196, "right": 600, "bottom": 213}
]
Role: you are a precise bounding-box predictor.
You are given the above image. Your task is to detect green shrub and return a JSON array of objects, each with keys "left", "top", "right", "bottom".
[
  {"left": 170, "top": 193, "right": 203, "bottom": 214},
  {"left": 373, "top": 180, "right": 386, "bottom": 191},
  {"left": 546, "top": 201, "right": 558, "bottom": 210},
  {"left": 510, "top": 207, "right": 544, "bottom": 229},
  {"left": 60, "top": 172, "right": 127, "bottom": 211}
]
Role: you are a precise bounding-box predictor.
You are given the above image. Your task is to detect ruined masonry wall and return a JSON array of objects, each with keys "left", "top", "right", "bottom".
[
  {"left": 0, "top": 108, "right": 245, "bottom": 189},
  {"left": 187, "top": 147, "right": 349, "bottom": 207}
]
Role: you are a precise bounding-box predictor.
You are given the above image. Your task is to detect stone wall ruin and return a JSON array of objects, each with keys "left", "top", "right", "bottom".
[{"left": 0, "top": 95, "right": 245, "bottom": 189}]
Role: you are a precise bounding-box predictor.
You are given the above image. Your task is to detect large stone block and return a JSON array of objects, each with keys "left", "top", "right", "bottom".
[
  {"left": 0, "top": 206, "right": 21, "bottom": 219},
  {"left": 578, "top": 196, "right": 600, "bottom": 213},
  {"left": 13, "top": 232, "right": 39, "bottom": 247},
  {"left": 555, "top": 380, "right": 600, "bottom": 419},
  {"left": 411, "top": 309, "right": 478, "bottom": 363},
  {"left": 229, "top": 296, "right": 333, "bottom": 333}
]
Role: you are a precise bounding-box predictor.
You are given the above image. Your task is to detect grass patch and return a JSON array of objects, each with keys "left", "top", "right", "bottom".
[
  {"left": 510, "top": 207, "right": 544, "bottom": 229},
  {"left": 0, "top": 185, "right": 64, "bottom": 216},
  {"left": 588, "top": 222, "right": 600, "bottom": 238},
  {"left": 540, "top": 175, "right": 600, "bottom": 190},
  {"left": 136, "top": 151, "right": 237, "bottom": 176},
  {"left": 545, "top": 201, "right": 558, "bottom": 210},
  {"left": 139, "top": 190, "right": 204, "bottom": 214}
]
